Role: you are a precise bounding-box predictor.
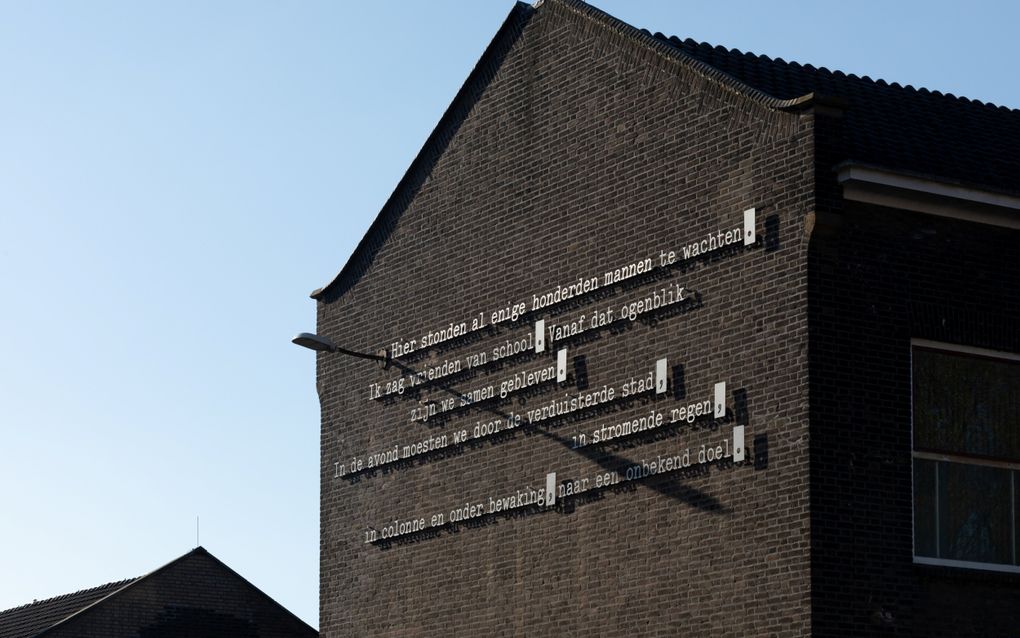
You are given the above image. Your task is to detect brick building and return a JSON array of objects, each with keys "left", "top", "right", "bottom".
[
  {"left": 0, "top": 547, "right": 317, "bottom": 638},
  {"left": 306, "top": 1, "right": 1020, "bottom": 635}
]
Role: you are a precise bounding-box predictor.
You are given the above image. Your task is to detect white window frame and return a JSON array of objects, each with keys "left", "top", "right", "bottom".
[{"left": 911, "top": 338, "right": 1020, "bottom": 573}]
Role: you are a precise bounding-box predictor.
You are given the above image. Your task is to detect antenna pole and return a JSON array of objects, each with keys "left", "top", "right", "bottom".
[{"left": 196, "top": 516, "right": 200, "bottom": 547}]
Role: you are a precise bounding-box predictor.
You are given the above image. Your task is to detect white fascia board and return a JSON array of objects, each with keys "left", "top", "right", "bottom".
[{"left": 835, "top": 163, "right": 1020, "bottom": 230}]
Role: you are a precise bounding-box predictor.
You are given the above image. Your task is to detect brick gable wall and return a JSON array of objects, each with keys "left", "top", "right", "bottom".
[{"left": 317, "top": 2, "right": 816, "bottom": 635}]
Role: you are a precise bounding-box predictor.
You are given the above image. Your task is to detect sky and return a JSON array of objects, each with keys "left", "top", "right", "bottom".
[{"left": 0, "top": 0, "right": 1017, "bottom": 629}]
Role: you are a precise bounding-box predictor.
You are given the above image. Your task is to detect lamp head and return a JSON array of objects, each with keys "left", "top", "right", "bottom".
[{"left": 291, "top": 332, "right": 338, "bottom": 353}]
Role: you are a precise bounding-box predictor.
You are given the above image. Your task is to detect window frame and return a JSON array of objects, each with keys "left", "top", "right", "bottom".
[{"left": 910, "top": 338, "right": 1020, "bottom": 573}]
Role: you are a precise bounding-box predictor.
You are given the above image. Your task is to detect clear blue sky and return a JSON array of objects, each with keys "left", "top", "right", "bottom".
[{"left": 0, "top": 1, "right": 1016, "bottom": 629}]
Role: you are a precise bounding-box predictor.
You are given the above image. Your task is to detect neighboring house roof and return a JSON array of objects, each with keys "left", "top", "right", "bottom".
[
  {"left": 0, "top": 579, "right": 138, "bottom": 638},
  {"left": 311, "top": 0, "right": 1020, "bottom": 300},
  {"left": 652, "top": 34, "right": 1020, "bottom": 196},
  {"left": 0, "top": 547, "right": 316, "bottom": 638}
]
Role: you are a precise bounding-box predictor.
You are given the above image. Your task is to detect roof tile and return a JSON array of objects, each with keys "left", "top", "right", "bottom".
[
  {"left": 650, "top": 33, "right": 1020, "bottom": 194},
  {"left": 0, "top": 579, "right": 137, "bottom": 638}
]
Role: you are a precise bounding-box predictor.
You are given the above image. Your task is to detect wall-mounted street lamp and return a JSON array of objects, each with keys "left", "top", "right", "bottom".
[{"left": 292, "top": 332, "right": 390, "bottom": 368}]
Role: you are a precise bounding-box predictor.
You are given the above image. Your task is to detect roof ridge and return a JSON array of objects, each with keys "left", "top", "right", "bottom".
[
  {"left": 310, "top": 1, "right": 537, "bottom": 300},
  {"left": 653, "top": 34, "right": 1019, "bottom": 114},
  {"left": 311, "top": 0, "right": 817, "bottom": 301},
  {"left": 548, "top": 0, "right": 818, "bottom": 111},
  {"left": 32, "top": 547, "right": 210, "bottom": 637},
  {"left": 310, "top": 0, "right": 1020, "bottom": 303},
  {"left": 33, "top": 546, "right": 316, "bottom": 637},
  {"left": 0, "top": 578, "right": 138, "bottom": 617}
]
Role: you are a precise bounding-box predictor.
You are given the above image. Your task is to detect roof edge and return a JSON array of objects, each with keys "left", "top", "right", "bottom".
[
  {"left": 836, "top": 161, "right": 1020, "bottom": 230},
  {"left": 33, "top": 548, "right": 205, "bottom": 637},
  {"left": 0, "top": 577, "right": 140, "bottom": 638},
  {"left": 547, "top": 0, "right": 820, "bottom": 111},
  {"left": 836, "top": 161, "right": 1020, "bottom": 205},
  {"left": 309, "top": 0, "right": 830, "bottom": 302},
  {"left": 0, "top": 579, "right": 136, "bottom": 619},
  {"left": 35, "top": 546, "right": 317, "bottom": 636},
  {"left": 310, "top": 2, "right": 535, "bottom": 300},
  {"left": 182, "top": 547, "right": 318, "bottom": 633}
]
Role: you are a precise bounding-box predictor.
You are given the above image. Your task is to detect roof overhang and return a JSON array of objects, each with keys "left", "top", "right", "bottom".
[{"left": 835, "top": 162, "right": 1020, "bottom": 230}]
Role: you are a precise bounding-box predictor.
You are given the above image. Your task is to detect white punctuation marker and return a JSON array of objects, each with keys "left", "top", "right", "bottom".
[
  {"left": 655, "top": 358, "right": 668, "bottom": 394},
  {"left": 743, "top": 207, "right": 756, "bottom": 245},
  {"left": 714, "top": 381, "right": 726, "bottom": 418},
  {"left": 733, "top": 425, "right": 745, "bottom": 462},
  {"left": 557, "top": 348, "right": 568, "bottom": 382},
  {"left": 535, "top": 320, "right": 545, "bottom": 353},
  {"left": 545, "top": 472, "right": 556, "bottom": 507}
]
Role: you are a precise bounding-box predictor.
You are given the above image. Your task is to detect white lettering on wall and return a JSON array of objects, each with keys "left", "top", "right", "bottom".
[
  {"left": 362, "top": 433, "right": 746, "bottom": 544},
  {"left": 382, "top": 208, "right": 760, "bottom": 359}
]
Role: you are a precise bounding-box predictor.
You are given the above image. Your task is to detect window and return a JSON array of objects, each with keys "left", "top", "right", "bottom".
[{"left": 912, "top": 341, "right": 1020, "bottom": 571}]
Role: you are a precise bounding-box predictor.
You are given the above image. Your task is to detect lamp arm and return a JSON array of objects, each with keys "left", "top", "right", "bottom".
[{"left": 334, "top": 346, "right": 389, "bottom": 363}]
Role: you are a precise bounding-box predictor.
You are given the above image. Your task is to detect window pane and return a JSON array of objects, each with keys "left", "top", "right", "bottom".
[
  {"left": 938, "top": 461, "right": 1012, "bottom": 565},
  {"left": 913, "top": 348, "right": 1020, "bottom": 460},
  {"left": 913, "top": 458, "right": 937, "bottom": 557}
]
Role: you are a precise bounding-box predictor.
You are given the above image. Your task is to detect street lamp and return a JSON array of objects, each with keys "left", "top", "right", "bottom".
[{"left": 291, "top": 332, "right": 390, "bottom": 367}]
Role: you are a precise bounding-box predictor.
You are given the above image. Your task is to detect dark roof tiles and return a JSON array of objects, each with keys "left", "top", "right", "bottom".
[
  {"left": 656, "top": 34, "right": 1017, "bottom": 111},
  {"left": 0, "top": 579, "right": 137, "bottom": 638},
  {"left": 651, "top": 33, "right": 1020, "bottom": 194}
]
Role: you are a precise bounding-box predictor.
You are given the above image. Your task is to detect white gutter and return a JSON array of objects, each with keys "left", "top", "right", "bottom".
[{"left": 835, "top": 162, "right": 1020, "bottom": 230}]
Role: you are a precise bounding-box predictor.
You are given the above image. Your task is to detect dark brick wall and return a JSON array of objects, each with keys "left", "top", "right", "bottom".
[
  {"left": 808, "top": 194, "right": 1020, "bottom": 634},
  {"left": 317, "top": 1, "right": 816, "bottom": 635},
  {"left": 41, "top": 549, "right": 317, "bottom": 638}
]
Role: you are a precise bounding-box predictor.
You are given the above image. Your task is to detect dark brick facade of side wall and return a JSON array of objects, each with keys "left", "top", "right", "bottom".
[
  {"left": 317, "top": 2, "right": 817, "bottom": 636},
  {"left": 809, "top": 117, "right": 1020, "bottom": 635}
]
